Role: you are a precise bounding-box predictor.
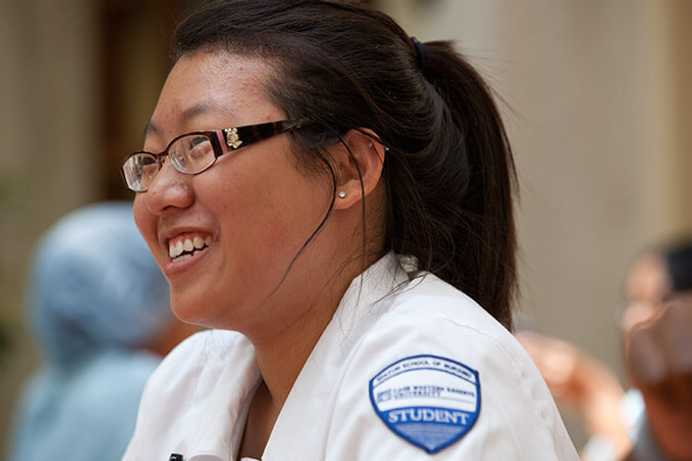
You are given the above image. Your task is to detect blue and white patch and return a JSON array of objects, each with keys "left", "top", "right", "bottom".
[{"left": 369, "top": 354, "right": 481, "bottom": 454}]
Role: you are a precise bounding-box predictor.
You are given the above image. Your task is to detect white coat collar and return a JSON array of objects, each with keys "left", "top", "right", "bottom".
[{"left": 261, "top": 251, "right": 409, "bottom": 460}]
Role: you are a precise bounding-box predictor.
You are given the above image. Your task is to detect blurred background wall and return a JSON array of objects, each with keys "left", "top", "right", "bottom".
[
  {"left": 379, "top": 0, "right": 692, "bottom": 442},
  {"left": 1, "top": 0, "right": 690, "bottom": 454},
  {"left": 0, "top": 0, "right": 176, "bottom": 454}
]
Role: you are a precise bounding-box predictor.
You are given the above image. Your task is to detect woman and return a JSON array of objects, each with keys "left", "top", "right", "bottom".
[
  {"left": 7, "top": 203, "right": 195, "bottom": 461},
  {"left": 121, "top": 1, "right": 577, "bottom": 460}
]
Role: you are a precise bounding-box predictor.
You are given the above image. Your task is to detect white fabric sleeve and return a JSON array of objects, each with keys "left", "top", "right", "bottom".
[{"left": 324, "top": 310, "right": 578, "bottom": 461}]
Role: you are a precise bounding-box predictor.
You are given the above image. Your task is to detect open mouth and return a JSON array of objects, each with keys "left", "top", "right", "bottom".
[{"left": 168, "top": 233, "right": 212, "bottom": 262}]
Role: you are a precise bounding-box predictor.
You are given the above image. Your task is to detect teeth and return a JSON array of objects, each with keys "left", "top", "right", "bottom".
[
  {"left": 183, "top": 239, "right": 194, "bottom": 252},
  {"left": 168, "top": 234, "right": 211, "bottom": 260},
  {"left": 193, "top": 236, "right": 204, "bottom": 249}
]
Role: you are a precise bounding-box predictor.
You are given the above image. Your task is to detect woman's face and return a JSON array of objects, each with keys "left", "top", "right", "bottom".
[{"left": 133, "top": 51, "right": 334, "bottom": 331}]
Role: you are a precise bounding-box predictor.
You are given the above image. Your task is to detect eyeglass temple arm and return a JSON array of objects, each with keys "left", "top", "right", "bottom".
[{"left": 220, "top": 120, "right": 306, "bottom": 152}]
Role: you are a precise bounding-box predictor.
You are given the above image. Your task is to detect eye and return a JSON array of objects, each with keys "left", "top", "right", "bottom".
[
  {"left": 187, "top": 136, "right": 212, "bottom": 159},
  {"left": 189, "top": 135, "right": 209, "bottom": 148}
]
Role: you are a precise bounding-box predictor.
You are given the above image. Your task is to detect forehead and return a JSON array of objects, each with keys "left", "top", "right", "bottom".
[{"left": 148, "top": 50, "right": 279, "bottom": 137}]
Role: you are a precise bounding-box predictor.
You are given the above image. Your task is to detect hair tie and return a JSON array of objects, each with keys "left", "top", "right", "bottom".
[{"left": 411, "top": 37, "right": 427, "bottom": 71}]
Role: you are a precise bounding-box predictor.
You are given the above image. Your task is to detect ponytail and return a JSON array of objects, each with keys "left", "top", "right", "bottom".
[
  {"left": 383, "top": 40, "right": 517, "bottom": 329},
  {"left": 174, "top": 1, "right": 518, "bottom": 329}
]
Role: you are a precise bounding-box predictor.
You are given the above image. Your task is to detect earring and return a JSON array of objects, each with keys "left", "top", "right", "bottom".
[{"left": 337, "top": 191, "right": 347, "bottom": 199}]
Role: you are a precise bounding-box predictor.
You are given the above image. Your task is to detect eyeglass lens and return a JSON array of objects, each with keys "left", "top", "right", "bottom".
[
  {"left": 123, "top": 154, "right": 158, "bottom": 192},
  {"left": 169, "top": 134, "right": 215, "bottom": 173},
  {"left": 124, "top": 134, "right": 216, "bottom": 192}
]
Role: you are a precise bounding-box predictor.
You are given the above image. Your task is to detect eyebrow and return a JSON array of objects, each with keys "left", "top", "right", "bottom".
[{"left": 144, "top": 101, "right": 233, "bottom": 138}]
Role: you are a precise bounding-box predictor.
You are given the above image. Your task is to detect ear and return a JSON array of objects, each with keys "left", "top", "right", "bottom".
[{"left": 329, "top": 128, "right": 386, "bottom": 210}]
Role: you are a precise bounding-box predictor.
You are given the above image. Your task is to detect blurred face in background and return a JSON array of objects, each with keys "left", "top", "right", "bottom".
[{"left": 622, "top": 251, "right": 671, "bottom": 334}]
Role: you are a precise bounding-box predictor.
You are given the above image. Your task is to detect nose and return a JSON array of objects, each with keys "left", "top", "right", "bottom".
[{"left": 142, "top": 160, "right": 194, "bottom": 215}]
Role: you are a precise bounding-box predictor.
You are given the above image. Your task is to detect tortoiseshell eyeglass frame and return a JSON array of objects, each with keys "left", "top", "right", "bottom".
[{"left": 122, "top": 119, "right": 307, "bottom": 192}]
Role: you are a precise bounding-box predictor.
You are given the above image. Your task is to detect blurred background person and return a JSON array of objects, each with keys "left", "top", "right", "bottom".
[
  {"left": 518, "top": 239, "right": 692, "bottom": 461},
  {"left": 624, "top": 295, "right": 692, "bottom": 461},
  {"left": 6, "top": 203, "right": 196, "bottom": 461}
]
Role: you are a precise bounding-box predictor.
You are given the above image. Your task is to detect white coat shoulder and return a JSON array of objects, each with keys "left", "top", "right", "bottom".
[
  {"left": 123, "top": 329, "right": 257, "bottom": 461},
  {"left": 325, "top": 274, "right": 578, "bottom": 460}
]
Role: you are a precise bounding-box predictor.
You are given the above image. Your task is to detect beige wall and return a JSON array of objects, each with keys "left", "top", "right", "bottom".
[
  {"left": 0, "top": 0, "right": 101, "bottom": 452},
  {"left": 379, "top": 0, "right": 692, "bottom": 447},
  {"left": 0, "top": 0, "right": 175, "bottom": 453}
]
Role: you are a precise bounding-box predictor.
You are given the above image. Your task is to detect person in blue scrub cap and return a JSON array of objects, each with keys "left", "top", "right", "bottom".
[{"left": 7, "top": 202, "right": 196, "bottom": 461}]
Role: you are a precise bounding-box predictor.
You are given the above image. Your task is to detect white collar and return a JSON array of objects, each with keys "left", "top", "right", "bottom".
[{"left": 261, "top": 251, "right": 409, "bottom": 460}]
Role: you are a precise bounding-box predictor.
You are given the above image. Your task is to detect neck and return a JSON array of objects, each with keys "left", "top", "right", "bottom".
[
  {"left": 244, "top": 244, "right": 381, "bottom": 410},
  {"left": 243, "top": 210, "right": 386, "bottom": 410},
  {"left": 247, "top": 275, "right": 346, "bottom": 409}
]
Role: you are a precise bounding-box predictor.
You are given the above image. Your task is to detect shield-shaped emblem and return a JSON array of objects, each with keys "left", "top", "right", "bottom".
[{"left": 369, "top": 354, "right": 481, "bottom": 454}]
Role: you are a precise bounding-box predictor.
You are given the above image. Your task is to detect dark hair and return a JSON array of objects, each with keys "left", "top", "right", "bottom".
[
  {"left": 174, "top": 0, "right": 518, "bottom": 329},
  {"left": 663, "top": 240, "right": 692, "bottom": 293}
]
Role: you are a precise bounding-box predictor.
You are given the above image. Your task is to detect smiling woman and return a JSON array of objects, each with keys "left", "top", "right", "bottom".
[
  {"left": 132, "top": 53, "right": 344, "bottom": 332},
  {"left": 121, "top": 1, "right": 578, "bottom": 460}
]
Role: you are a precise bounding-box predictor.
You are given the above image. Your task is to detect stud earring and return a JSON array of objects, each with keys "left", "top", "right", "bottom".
[{"left": 337, "top": 191, "right": 347, "bottom": 199}]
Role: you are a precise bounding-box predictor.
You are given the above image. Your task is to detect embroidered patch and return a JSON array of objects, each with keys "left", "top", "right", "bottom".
[{"left": 369, "top": 354, "right": 481, "bottom": 454}]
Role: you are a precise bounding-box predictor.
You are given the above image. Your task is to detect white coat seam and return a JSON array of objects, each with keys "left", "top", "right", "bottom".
[
  {"left": 434, "top": 315, "right": 557, "bottom": 459},
  {"left": 321, "top": 296, "right": 400, "bottom": 459}
]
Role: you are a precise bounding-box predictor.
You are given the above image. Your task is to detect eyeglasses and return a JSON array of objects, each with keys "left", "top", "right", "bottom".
[{"left": 122, "top": 119, "right": 305, "bottom": 192}]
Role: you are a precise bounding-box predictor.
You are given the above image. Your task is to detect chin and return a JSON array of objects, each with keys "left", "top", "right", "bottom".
[
  {"left": 169, "top": 288, "right": 215, "bottom": 327},
  {"left": 170, "top": 285, "right": 247, "bottom": 331}
]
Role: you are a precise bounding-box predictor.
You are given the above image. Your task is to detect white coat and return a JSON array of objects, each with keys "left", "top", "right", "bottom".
[{"left": 123, "top": 253, "right": 578, "bottom": 461}]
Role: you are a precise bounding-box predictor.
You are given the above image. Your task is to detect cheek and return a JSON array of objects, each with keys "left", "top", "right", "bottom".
[
  {"left": 133, "top": 195, "right": 158, "bottom": 253},
  {"left": 201, "top": 152, "right": 328, "bottom": 267},
  {"left": 209, "top": 176, "right": 303, "bottom": 253},
  {"left": 132, "top": 195, "right": 148, "bottom": 234}
]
